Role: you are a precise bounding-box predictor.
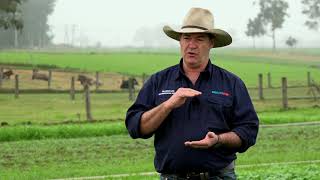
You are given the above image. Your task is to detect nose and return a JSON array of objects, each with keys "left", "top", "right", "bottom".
[{"left": 187, "top": 38, "right": 198, "bottom": 49}]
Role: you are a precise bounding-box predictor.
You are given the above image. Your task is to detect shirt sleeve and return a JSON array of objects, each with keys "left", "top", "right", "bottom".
[
  {"left": 231, "top": 78, "right": 259, "bottom": 153},
  {"left": 125, "top": 75, "right": 156, "bottom": 139}
]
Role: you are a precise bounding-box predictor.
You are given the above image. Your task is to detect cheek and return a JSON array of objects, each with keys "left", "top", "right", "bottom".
[
  {"left": 180, "top": 44, "right": 187, "bottom": 54},
  {"left": 200, "top": 45, "right": 211, "bottom": 53},
  {"left": 180, "top": 46, "right": 185, "bottom": 55}
]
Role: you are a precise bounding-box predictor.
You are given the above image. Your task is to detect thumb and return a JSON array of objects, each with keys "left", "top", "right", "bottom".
[{"left": 207, "top": 132, "right": 215, "bottom": 138}]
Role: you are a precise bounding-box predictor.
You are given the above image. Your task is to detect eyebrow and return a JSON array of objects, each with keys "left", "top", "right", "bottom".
[{"left": 182, "top": 34, "right": 208, "bottom": 38}]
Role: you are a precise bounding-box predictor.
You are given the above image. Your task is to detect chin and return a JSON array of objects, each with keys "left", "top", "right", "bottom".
[
  {"left": 186, "top": 61, "right": 201, "bottom": 68},
  {"left": 185, "top": 58, "right": 199, "bottom": 64}
]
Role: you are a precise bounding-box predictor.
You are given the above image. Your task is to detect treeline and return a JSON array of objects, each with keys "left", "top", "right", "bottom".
[
  {"left": 0, "top": 0, "right": 56, "bottom": 48},
  {"left": 245, "top": 0, "right": 320, "bottom": 50}
]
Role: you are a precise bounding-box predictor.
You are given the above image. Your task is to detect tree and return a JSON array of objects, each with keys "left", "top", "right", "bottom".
[
  {"left": 0, "top": 0, "right": 21, "bottom": 11},
  {"left": 0, "top": 0, "right": 23, "bottom": 30},
  {"left": 302, "top": 0, "right": 320, "bottom": 30},
  {"left": 245, "top": 15, "right": 266, "bottom": 48},
  {"left": 255, "top": 0, "right": 289, "bottom": 50},
  {"left": 18, "top": 0, "right": 56, "bottom": 48},
  {"left": 0, "top": 0, "right": 56, "bottom": 48},
  {"left": 285, "top": 36, "right": 298, "bottom": 48}
]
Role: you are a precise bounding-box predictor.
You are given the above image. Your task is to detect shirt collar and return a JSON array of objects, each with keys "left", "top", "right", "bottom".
[{"left": 174, "top": 58, "right": 213, "bottom": 81}]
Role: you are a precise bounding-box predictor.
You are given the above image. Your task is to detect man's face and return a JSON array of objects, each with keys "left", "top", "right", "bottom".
[{"left": 180, "top": 33, "right": 213, "bottom": 69}]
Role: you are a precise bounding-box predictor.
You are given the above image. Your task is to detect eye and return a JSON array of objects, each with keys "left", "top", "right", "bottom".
[{"left": 183, "top": 36, "right": 190, "bottom": 40}]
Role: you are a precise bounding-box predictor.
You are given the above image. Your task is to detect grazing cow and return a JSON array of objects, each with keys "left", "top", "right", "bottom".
[
  {"left": 77, "top": 74, "right": 102, "bottom": 87},
  {"left": 120, "top": 78, "right": 138, "bottom": 89},
  {"left": 32, "top": 69, "right": 49, "bottom": 81},
  {"left": 2, "top": 69, "right": 14, "bottom": 79},
  {"left": 77, "top": 74, "right": 94, "bottom": 86}
]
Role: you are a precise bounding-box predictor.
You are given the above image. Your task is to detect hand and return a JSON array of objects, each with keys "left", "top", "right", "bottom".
[
  {"left": 163, "top": 88, "right": 201, "bottom": 110},
  {"left": 184, "top": 132, "right": 219, "bottom": 149}
]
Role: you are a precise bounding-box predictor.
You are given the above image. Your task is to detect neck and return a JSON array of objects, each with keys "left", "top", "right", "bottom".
[
  {"left": 183, "top": 59, "right": 208, "bottom": 74},
  {"left": 183, "top": 60, "right": 209, "bottom": 85}
]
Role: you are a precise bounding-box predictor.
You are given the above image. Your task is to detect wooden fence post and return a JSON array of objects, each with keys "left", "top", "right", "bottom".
[
  {"left": 128, "top": 77, "right": 134, "bottom": 101},
  {"left": 0, "top": 67, "right": 3, "bottom": 88},
  {"left": 84, "top": 84, "right": 93, "bottom": 121},
  {"left": 282, "top": 77, "right": 288, "bottom": 109},
  {"left": 95, "top": 71, "right": 99, "bottom": 91},
  {"left": 258, "top": 73, "right": 264, "bottom": 100},
  {"left": 307, "top": 72, "right": 311, "bottom": 86},
  {"left": 15, "top": 74, "right": 19, "bottom": 99},
  {"left": 70, "top": 76, "right": 75, "bottom": 100},
  {"left": 267, "top": 72, "right": 272, "bottom": 88},
  {"left": 32, "top": 69, "right": 36, "bottom": 76},
  {"left": 48, "top": 70, "right": 52, "bottom": 89}
]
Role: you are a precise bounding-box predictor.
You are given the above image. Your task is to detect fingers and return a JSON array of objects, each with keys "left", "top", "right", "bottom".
[
  {"left": 185, "top": 132, "right": 217, "bottom": 149},
  {"left": 184, "top": 142, "right": 209, "bottom": 149},
  {"left": 178, "top": 88, "right": 202, "bottom": 98},
  {"left": 165, "top": 88, "right": 202, "bottom": 109},
  {"left": 184, "top": 138, "right": 211, "bottom": 148}
]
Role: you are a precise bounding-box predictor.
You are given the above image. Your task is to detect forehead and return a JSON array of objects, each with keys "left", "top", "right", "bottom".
[{"left": 181, "top": 33, "right": 211, "bottom": 38}]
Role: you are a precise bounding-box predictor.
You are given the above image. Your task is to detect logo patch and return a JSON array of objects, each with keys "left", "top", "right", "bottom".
[
  {"left": 212, "top": 90, "right": 230, "bottom": 97},
  {"left": 158, "top": 90, "right": 175, "bottom": 96}
]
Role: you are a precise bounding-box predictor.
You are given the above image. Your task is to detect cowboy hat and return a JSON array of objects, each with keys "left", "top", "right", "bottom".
[{"left": 163, "top": 7, "right": 232, "bottom": 48}]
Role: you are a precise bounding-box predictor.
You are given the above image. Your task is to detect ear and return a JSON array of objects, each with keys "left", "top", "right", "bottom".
[{"left": 210, "top": 39, "right": 214, "bottom": 48}]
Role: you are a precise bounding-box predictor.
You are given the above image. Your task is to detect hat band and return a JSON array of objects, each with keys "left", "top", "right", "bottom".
[{"left": 181, "top": 25, "right": 208, "bottom": 30}]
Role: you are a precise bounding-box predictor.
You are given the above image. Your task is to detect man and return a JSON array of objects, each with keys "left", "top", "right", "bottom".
[{"left": 126, "top": 7, "right": 259, "bottom": 180}]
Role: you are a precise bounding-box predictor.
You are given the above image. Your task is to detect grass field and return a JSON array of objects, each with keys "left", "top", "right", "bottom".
[
  {"left": 0, "top": 49, "right": 320, "bottom": 179},
  {"left": 0, "top": 124, "right": 319, "bottom": 179}
]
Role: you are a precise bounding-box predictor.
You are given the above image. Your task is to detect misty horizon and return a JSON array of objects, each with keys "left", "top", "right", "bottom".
[{"left": 45, "top": 0, "right": 318, "bottom": 48}]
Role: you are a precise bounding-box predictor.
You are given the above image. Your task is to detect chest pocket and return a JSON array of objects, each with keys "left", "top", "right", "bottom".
[
  {"left": 155, "top": 94, "right": 172, "bottom": 105},
  {"left": 205, "top": 95, "right": 234, "bottom": 131}
]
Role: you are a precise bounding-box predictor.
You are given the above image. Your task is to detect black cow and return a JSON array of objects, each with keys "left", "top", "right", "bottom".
[{"left": 120, "top": 78, "right": 138, "bottom": 89}]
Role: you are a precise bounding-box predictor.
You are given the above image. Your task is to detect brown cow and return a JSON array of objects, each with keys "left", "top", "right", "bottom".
[
  {"left": 77, "top": 74, "right": 94, "bottom": 86},
  {"left": 77, "top": 74, "right": 102, "bottom": 87},
  {"left": 32, "top": 69, "right": 49, "bottom": 81},
  {"left": 2, "top": 69, "right": 14, "bottom": 79}
]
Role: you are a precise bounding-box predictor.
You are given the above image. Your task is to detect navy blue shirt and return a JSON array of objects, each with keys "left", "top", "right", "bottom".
[{"left": 125, "top": 59, "right": 259, "bottom": 173}]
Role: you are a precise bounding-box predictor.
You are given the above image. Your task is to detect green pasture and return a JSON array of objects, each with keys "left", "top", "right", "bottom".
[
  {"left": 0, "top": 124, "right": 319, "bottom": 179},
  {"left": 0, "top": 122, "right": 125, "bottom": 142},
  {"left": 0, "top": 49, "right": 319, "bottom": 87},
  {"left": 0, "top": 93, "right": 131, "bottom": 125},
  {"left": 0, "top": 49, "right": 320, "bottom": 179},
  {"left": 0, "top": 93, "right": 320, "bottom": 126}
]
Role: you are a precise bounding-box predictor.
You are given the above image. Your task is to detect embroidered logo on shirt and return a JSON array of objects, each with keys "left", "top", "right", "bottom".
[
  {"left": 212, "top": 90, "right": 230, "bottom": 97},
  {"left": 158, "top": 90, "right": 175, "bottom": 95}
]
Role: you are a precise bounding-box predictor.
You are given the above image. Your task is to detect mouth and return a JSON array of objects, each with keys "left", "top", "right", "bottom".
[{"left": 187, "top": 52, "right": 197, "bottom": 57}]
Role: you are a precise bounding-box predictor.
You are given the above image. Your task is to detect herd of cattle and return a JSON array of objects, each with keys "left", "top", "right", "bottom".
[{"left": 0, "top": 69, "right": 138, "bottom": 89}]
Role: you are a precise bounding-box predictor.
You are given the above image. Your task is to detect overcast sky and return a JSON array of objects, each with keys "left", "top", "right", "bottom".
[{"left": 48, "top": 0, "right": 320, "bottom": 48}]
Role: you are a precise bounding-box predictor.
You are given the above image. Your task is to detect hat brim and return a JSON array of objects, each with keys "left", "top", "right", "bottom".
[{"left": 163, "top": 25, "right": 232, "bottom": 48}]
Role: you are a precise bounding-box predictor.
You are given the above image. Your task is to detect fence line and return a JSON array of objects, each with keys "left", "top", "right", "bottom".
[
  {"left": 0, "top": 67, "right": 319, "bottom": 104},
  {"left": 0, "top": 68, "right": 316, "bottom": 90}
]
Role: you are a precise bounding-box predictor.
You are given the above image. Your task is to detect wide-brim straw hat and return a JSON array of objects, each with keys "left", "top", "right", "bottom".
[{"left": 163, "top": 7, "right": 232, "bottom": 48}]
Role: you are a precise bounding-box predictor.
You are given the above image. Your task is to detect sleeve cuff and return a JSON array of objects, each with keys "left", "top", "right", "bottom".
[{"left": 127, "top": 111, "right": 153, "bottom": 139}]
